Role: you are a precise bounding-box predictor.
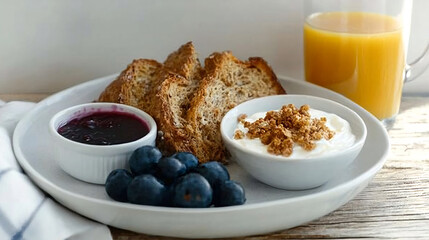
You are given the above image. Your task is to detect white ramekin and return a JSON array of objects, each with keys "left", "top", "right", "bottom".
[{"left": 49, "top": 102, "right": 157, "bottom": 184}]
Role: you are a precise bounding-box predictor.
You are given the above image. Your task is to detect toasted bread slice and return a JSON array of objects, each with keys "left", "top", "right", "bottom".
[
  {"left": 186, "top": 51, "right": 286, "bottom": 163},
  {"left": 163, "top": 41, "right": 203, "bottom": 79},
  {"left": 98, "top": 59, "right": 162, "bottom": 111},
  {"left": 151, "top": 42, "right": 204, "bottom": 153},
  {"left": 98, "top": 44, "right": 285, "bottom": 164}
]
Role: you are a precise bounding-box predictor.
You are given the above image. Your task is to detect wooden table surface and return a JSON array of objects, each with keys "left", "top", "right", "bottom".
[{"left": 1, "top": 94, "right": 428, "bottom": 239}]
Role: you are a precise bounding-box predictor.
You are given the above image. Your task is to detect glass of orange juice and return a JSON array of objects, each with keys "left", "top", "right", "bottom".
[{"left": 304, "top": 0, "right": 429, "bottom": 128}]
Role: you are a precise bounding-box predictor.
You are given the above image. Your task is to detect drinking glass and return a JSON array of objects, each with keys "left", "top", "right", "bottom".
[{"left": 303, "top": 0, "right": 429, "bottom": 128}]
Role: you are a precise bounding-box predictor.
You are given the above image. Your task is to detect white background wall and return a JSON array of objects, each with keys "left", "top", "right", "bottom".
[{"left": 1, "top": 0, "right": 428, "bottom": 94}]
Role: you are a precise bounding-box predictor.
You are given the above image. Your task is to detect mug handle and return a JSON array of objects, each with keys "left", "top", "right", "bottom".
[{"left": 405, "top": 43, "right": 429, "bottom": 82}]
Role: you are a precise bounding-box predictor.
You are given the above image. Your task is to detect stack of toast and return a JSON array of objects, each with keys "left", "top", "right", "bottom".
[{"left": 98, "top": 42, "right": 286, "bottom": 163}]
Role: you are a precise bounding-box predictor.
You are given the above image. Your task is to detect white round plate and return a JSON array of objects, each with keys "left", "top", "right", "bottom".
[{"left": 13, "top": 75, "right": 389, "bottom": 239}]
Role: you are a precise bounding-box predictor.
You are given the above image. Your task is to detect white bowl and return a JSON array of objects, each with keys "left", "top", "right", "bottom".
[
  {"left": 221, "top": 94, "right": 367, "bottom": 190},
  {"left": 49, "top": 102, "right": 157, "bottom": 184}
]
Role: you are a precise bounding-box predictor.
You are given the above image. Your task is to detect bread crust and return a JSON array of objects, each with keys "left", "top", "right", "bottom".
[{"left": 163, "top": 42, "right": 202, "bottom": 79}]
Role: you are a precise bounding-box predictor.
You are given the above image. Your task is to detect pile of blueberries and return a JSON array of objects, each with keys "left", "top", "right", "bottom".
[{"left": 105, "top": 145, "right": 246, "bottom": 208}]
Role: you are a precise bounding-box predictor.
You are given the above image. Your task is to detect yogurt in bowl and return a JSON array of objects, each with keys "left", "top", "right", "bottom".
[
  {"left": 220, "top": 94, "right": 367, "bottom": 190},
  {"left": 233, "top": 105, "right": 356, "bottom": 158}
]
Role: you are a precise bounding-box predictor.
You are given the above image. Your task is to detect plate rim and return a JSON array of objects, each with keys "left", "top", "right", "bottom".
[{"left": 12, "top": 74, "right": 390, "bottom": 230}]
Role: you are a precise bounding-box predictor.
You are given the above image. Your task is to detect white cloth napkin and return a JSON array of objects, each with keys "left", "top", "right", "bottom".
[{"left": 0, "top": 100, "right": 112, "bottom": 240}]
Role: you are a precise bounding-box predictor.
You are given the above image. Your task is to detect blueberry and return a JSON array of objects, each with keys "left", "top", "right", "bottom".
[
  {"left": 129, "top": 145, "right": 162, "bottom": 175},
  {"left": 170, "top": 152, "right": 199, "bottom": 171},
  {"left": 163, "top": 185, "right": 175, "bottom": 207},
  {"left": 196, "top": 161, "right": 230, "bottom": 188},
  {"left": 127, "top": 174, "right": 167, "bottom": 206},
  {"left": 157, "top": 157, "right": 187, "bottom": 181},
  {"left": 213, "top": 180, "right": 246, "bottom": 207},
  {"left": 173, "top": 173, "right": 213, "bottom": 208},
  {"left": 105, "top": 169, "right": 133, "bottom": 202}
]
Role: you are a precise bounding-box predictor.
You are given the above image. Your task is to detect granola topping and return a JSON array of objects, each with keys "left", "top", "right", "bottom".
[{"left": 233, "top": 104, "right": 355, "bottom": 158}]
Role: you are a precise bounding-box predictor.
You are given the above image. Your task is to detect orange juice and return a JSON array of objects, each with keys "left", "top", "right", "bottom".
[{"left": 304, "top": 12, "right": 405, "bottom": 120}]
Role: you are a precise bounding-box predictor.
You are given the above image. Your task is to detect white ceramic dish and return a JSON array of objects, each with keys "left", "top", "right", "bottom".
[
  {"left": 221, "top": 95, "right": 367, "bottom": 190},
  {"left": 13, "top": 75, "right": 389, "bottom": 238},
  {"left": 49, "top": 102, "right": 157, "bottom": 184}
]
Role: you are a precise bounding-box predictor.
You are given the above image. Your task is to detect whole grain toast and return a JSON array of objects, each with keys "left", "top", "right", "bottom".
[
  {"left": 163, "top": 42, "right": 203, "bottom": 79},
  {"left": 150, "top": 42, "right": 204, "bottom": 154},
  {"left": 186, "top": 51, "right": 286, "bottom": 163},
  {"left": 98, "top": 43, "right": 286, "bottom": 164},
  {"left": 98, "top": 59, "right": 162, "bottom": 111}
]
